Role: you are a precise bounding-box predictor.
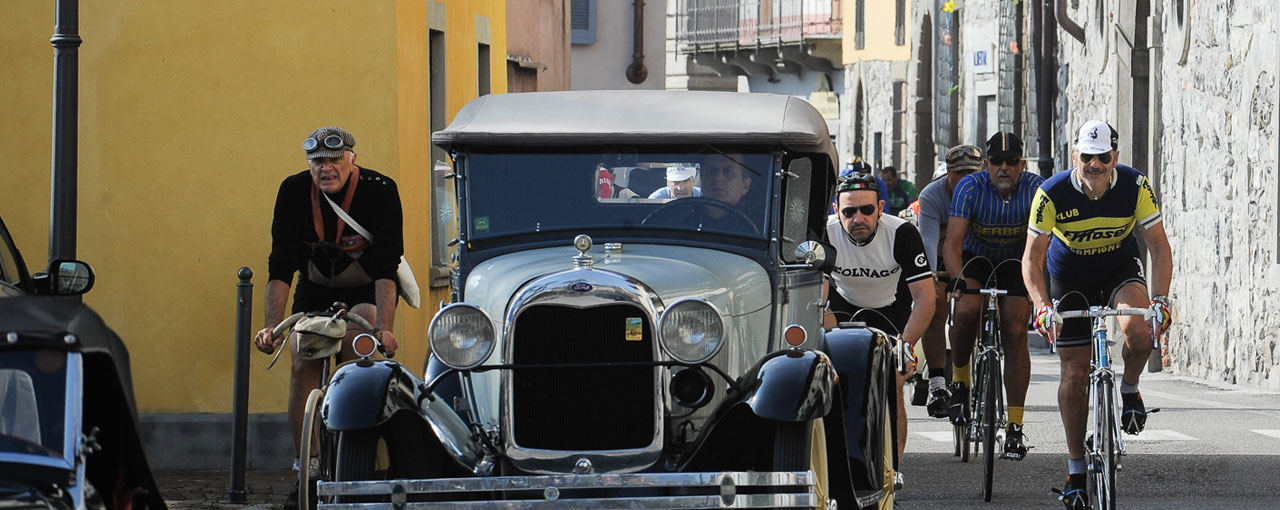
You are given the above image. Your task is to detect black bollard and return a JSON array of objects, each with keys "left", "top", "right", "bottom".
[{"left": 228, "top": 267, "right": 253, "bottom": 503}]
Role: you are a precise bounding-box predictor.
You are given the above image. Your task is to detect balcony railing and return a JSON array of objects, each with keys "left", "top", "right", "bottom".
[{"left": 676, "top": 0, "right": 842, "bottom": 52}]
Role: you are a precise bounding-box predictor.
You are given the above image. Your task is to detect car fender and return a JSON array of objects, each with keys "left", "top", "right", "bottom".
[
  {"left": 821, "top": 326, "right": 894, "bottom": 469},
  {"left": 323, "top": 360, "right": 487, "bottom": 473},
  {"left": 743, "top": 349, "right": 837, "bottom": 422}
]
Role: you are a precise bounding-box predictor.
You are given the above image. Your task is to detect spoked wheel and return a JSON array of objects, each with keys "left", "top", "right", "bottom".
[
  {"left": 878, "top": 404, "right": 896, "bottom": 510},
  {"left": 298, "top": 388, "right": 330, "bottom": 510},
  {"left": 981, "top": 356, "right": 999, "bottom": 502},
  {"left": 1092, "top": 379, "right": 1118, "bottom": 510}
]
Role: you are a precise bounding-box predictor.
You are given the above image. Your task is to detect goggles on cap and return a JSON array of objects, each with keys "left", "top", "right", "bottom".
[
  {"left": 945, "top": 145, "right": 982, "bottom": 165},
  {"left": 1080, "top": 152, "right": 1113, "bottom": 165},
  {"left": 303, "top": 134, "right": 346, "bottom": 153},
  {"left": 840, "top": 204, "right": 877, "bottom": 218}
]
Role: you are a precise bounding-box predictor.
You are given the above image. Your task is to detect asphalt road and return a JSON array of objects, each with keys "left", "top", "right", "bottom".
[{"left": 896, "top": 344, "right": 1280, "bottom": 509}]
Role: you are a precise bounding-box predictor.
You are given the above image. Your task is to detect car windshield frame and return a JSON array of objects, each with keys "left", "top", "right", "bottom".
[
  {"left": 0, "top": 348, "right": 77, "bottom": 472},
  {"left": 458, "top": 148, "right": 779, "bottom": 246}
]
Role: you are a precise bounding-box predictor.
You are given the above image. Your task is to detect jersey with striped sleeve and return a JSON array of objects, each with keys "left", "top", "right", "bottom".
[
  {"left": 825, "top": 213, "right": 933, "bottom": 310},
  {"left": 949, "top": 170, "right": 1045, "bottom": 262},
  {"left": 1028, "top": 164, "right": 1161, "bottom": 281}
]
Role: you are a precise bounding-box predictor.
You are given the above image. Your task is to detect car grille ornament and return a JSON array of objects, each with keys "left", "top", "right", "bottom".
[{"left": 573, "top": 234, "right": 595, "bottom": 269}]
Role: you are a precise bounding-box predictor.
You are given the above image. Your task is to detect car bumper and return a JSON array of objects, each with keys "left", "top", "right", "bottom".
[{"left": 317, "top": 470, "right": 819, "bottom": 509}]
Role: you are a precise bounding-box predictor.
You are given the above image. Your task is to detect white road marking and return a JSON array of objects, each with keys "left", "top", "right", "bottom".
[
  {"left": 915, "top": 431, "right": 957, "bottom": 442},
  {"left": 1124, "top": 429, "right": 1197, "bottom": 441},
  {"left": 1250, "top": 429, "right": 1280, "bottom": 439}
]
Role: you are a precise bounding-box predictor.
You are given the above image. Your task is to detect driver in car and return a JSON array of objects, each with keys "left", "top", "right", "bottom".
[{"left": 642, "top": 154, "right": 757, "bottom": 234}]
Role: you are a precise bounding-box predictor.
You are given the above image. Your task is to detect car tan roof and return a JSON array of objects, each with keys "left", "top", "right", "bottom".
[{"left": 432, "top": 90, "right": 837, "bottom": 170}]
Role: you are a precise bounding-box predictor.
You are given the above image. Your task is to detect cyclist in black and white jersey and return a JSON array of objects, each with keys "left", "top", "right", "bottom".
[{"left": 824, "top": 173, "right": 935, "bottom": 484}]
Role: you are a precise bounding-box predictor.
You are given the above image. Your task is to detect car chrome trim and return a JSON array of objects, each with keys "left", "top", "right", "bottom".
[
  {"left": 318, "top": 470, "right": 817, "bottom": 509},
  {"left": 501, "top": 267, "right": 665, "bottom": 473}
]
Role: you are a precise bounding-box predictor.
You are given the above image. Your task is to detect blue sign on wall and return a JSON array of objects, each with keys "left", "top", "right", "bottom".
[{"left": 974, "top": 50, "right": 988, "bottom": 66}]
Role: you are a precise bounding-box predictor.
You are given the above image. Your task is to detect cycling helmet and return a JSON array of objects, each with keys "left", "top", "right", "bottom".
[{"left": 835, "top": 172, "right": 880, "bottom": 194}]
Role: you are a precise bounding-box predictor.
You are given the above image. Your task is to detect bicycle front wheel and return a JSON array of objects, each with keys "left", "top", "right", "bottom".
[
  {"left": 981, "top": 354, "right": 998, "bottom": 502},
  {"left": 1093, "top": 377, "right": 1118, "bottom": 510}
]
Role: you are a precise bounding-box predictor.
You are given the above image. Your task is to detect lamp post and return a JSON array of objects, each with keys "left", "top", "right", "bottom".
[{"left": 50, "top": 0, "right": 81, "bottom": 266}]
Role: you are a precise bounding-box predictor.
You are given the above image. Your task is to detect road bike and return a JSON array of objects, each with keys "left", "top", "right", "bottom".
[
  {"left": 1053, "top": 303, "right": 1159, "bottom": 510},
  {"left": 268, "top": 302, "right": 381, "bottom": 510},
  {"left": 947, "top": 257, "right": 1027, "bottom": 502}
]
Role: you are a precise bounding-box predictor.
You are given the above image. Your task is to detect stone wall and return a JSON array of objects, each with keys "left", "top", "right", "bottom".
[
  {"left": 1058, "top": 1, "right": 1280, "bottom": 388},
  {"left": 844, "top": 60, "right": 905, "bottom": 169}
]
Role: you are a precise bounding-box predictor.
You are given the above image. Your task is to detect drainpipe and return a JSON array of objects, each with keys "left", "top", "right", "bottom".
[
  {"left": 50, "top": 0, "right": 81, "bottom": 264},
  {"left": 1036, "top": 0, "right": 1057, "bottom": 178},
  {"left": 1056, "top": 0, "right": 1085, "bottom": 44},
  {"left": 625, "top": 0, "right": 648, "bottom": 84}
]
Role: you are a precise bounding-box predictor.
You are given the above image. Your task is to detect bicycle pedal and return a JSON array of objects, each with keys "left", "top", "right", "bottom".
[{"left": 1148, "top": 407, "right": 1161, "bottom": 414}]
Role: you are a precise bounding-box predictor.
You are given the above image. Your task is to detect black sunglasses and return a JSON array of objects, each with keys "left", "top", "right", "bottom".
[
  {"left": 988, "top": 156, "right": 1021, "bottom": 166},
  {"left": 840, "top": 204, "right": 877, "bottom": 218},
  {"left": 1080, "top": 152, "right": 1113, "bottom": 165},
  {"left": 303, "top": 134, "right": 346, "bottom": 153}
]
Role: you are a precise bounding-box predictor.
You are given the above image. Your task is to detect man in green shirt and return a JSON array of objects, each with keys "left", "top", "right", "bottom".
[{"left": 881, "top": 166, "right": 918, "bottom": 216}]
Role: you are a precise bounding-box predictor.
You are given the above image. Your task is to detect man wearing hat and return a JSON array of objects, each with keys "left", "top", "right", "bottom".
[
  {"left": 943, "top": 132, "right": 1044, "bottom": 460},
  {"left": 252, "top": 126, "right": 405, "bottom": 509},
  {"left": 647, "top": 165, "right": 701, "bottom": 199},
  {"left": 915, "top": 145, "right": 982, "bottom": 419},
  {"left": 824, "top": 172, "right": 935, "bottom": 489},
  {"left": 1021, "top": 120, "right": 1173, "bottom": 509}
]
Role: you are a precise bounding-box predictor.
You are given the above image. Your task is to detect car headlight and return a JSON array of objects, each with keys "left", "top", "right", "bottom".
[
  {"left": 658, "top": 299, "right": 725, "bottom": 363},
  {"left": 428, "top": 304, "right": 496, "bottom": 370}
]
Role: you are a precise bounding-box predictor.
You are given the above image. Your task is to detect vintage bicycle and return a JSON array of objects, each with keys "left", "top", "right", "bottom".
[
  {"left": 1051, "top": 302, "right": 1160, "bottom": 510},
  {"left": 268, "top": 302, "right": 381, "bottom": 510}
]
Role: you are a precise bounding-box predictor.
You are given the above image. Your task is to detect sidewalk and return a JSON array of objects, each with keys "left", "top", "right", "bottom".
[{"left": 155, "top": 470, "right": 294, "bottom": 509}]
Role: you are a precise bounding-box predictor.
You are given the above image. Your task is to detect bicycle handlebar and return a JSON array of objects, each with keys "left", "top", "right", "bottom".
[{"left": 1056, "top": 307, "right": 1153, "bottom": 320}]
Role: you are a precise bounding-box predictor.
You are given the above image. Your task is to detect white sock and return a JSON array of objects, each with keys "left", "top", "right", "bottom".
[
  {"left": 1120, "top": 381, "right": 1139, "bottom": 394},
  {"left": 929, "top": 376, "right": 946, "bottom": 392}
]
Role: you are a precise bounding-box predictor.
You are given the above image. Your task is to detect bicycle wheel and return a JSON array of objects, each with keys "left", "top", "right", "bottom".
[
  {"left": 1095, "top": 377, "right": 1118, "bottom": 510},
  {"left": 982, "top": 355, "right": 999, "bottom": 502},
  {"left": 298, "top": 389, "right": 325, "bottom": 510}
]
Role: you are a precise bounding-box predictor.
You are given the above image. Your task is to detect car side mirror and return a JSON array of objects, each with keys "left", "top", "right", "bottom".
[
  {"left": 33, "top": 259, "right": 95, "bottom": 295},
  {"left": 781, "top": 241, "right": 833, "bottom": 270}
]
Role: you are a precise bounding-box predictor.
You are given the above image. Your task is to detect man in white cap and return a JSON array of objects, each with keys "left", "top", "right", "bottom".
[
  {"left": 648, "top": 165, "right": 701, "bottom": 199},
  {"left": 1021, "top": 119, "right": 1174, "bottom": 510}
]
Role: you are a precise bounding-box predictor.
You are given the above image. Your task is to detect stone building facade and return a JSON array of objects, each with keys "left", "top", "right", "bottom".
[
  {"left": 1052, "top": 1, "right": 1278, "bottom": 388},
  {"left": 1113, "top": 2, "right": 1272, "bottom": 388},
  {"left": 889, "top": 1, "right": 1279, "bottom": 389}
]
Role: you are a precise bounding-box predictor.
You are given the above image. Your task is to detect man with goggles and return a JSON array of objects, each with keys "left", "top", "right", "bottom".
[
  {"left": 943, "top": 132, "right": 1045, "bottom": 460},
  {"left": 915, "top": 145, "right": 982, "bottom": 419},
  {"left": 252, "top": 126, "right": 405, "bottom": 510},
  {"left": 823, "top": 173, "right": 935, "bottom": 486},
  {"left": 1021, "top": 120, "right": 1174, "bottom": 509}
]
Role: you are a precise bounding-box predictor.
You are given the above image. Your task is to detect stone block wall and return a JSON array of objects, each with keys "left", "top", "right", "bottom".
[{"left": 1058, "top": 1, "right": 1279, "bottom": 388}]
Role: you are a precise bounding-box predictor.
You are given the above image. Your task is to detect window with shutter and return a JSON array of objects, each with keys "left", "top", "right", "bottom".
[{"left": 571, "top": 0, "right": 596, "bottom": 45}]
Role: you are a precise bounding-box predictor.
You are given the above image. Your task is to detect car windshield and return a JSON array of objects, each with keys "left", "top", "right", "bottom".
[
  {"left": 464, "top": 151, "right": 775, "bottom": 240},
  {"left": 0, "top": 348, "right": 68, "bottom": 459}
]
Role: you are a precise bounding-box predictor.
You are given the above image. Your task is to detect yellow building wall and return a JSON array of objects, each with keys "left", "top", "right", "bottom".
[
  {"left": 0, "top": 0, "right": 505, "bottom": 414},
  {"left": 843, "top": 0, "right": 913, "bottom": 63}
]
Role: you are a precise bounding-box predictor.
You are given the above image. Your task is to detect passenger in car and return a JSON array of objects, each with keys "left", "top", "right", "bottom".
[{"left": 647, "top": 165, "right": 701, "bottom": 199}]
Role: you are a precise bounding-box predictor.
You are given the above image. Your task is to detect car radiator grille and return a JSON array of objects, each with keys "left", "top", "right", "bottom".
[{"left": 512, "top": 304, "right": 655, "bottom": 450}]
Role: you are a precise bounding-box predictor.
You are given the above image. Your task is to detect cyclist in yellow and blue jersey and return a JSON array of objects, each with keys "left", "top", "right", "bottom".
[
  {"left": 1021, "top": 120, "right": 1174, "bottom": 510},
  {"left": 942, "top": 132, "right": 1044, "bottom": 461}
]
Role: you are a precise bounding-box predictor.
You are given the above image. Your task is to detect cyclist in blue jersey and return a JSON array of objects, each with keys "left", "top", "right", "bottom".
[
  {"left": 943, "top": 132, "right": 1044, "bottom": 460},
  {"left": 1022, "top": 120, "right": 1174, "bottom": 510}
]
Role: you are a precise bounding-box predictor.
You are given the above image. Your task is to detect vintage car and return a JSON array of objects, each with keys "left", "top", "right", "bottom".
[
  {"left": 315, "top": 90, "right": 900, "bottom": 509},
  {"left": 0, "top": 214, "right": 166, "bottom": 510}
]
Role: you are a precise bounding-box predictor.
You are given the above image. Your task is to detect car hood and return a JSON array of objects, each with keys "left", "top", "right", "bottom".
[{"left": 463, "top": 244, "right": 771, "bottom": 322}]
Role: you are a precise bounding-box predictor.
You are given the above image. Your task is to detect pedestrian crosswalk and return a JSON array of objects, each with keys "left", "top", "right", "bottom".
[{"left": 914, "top": 429, "right": 1280, "bottom": 443}]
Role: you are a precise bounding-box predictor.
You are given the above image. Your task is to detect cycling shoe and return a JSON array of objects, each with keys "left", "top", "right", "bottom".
[{"left": 1121, "top": 392, "right": 1147, "bottom": 435}]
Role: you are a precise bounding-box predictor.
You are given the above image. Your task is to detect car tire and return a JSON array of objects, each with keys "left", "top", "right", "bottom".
[{"left": 334, "top": 429, "right": 380, "bottom": 503}]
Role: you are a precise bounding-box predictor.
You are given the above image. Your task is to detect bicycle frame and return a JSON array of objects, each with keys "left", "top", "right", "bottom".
[{"left": 969, "top": 287, "right": 1006, "bottom": 502}]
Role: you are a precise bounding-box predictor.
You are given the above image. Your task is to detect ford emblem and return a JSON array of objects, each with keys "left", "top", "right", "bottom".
[{"left": 570, "top": 282, "right": 593, "bottom": 292}]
